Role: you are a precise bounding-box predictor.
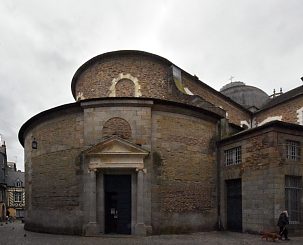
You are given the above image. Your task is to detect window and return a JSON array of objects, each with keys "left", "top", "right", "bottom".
[
  {"left": 224, "top": 146, "right": 242, "bottom": 166},
  {"left": 14, "top": 192, "right": 22, "bottom": 202},
  {"left": 16, "top": 209, "right": 25, "bottom": 218},
  {"left": 286, "top": 140, "right": 300, "bottom": 161},
  {"left": 16, "top": 180, "right": 22, "bottom": 187},
  {"left": 285, "top": 176, "right": 302, "bottom": 224}
]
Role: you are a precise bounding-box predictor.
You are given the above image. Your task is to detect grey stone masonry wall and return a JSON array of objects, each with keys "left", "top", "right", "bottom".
[
  {"left": 23, "top": 109, "right": 84, "bottom": 235},
  {"left": 82, "top": 101, "right": 152, "bottom": 150},
  {"left": 151, "top": 110, "right": 218, "bottom": 234}
]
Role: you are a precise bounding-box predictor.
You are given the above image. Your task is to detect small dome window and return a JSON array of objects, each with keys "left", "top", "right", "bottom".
[{"left": 15, "top": 179, "right": 22, "bottom": 187}]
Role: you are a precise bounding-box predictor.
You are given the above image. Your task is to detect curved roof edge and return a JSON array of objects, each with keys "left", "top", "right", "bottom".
[
  {"left": 70, "top": 50, "right": 251, "bottom": 114},
  {"left": 18, "top": 102, "right": 81, "bottom": 147},
  {"left": 222, "top": 84, "right": 269, "bottom": 95},
  {"left": 18, "top": 97, "right": 224, "bottom": 147},
  {"left": 220, "top": 81, "right": 246, "bottom": 91},
  {"left": 71, "top": 50, "right": 173, "bottom": 99}
]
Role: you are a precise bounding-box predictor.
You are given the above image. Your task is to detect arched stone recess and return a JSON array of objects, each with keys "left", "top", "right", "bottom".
[
  {"left": 240, "top": 120, "right": 250, "bottom": 129},
  {"left": 109, "top": 73, "right": 142, "bottom": 97},
  {"left": 102, "top": 117, "right": 132, "bottom": 140},
  {"left": 116, "top": 79, "right": 135, "bottom": 97},
  {"left": 76, "top": 92, "right": 85, "bottom": 101},
  {"left": 82, "top": 136, "right": 149, "bottom": 236},
  {"left": 259, "top": 116, "right": 282, "bottom": 126}
]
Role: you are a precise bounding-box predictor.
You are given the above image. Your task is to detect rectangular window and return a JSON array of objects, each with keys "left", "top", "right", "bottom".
[
  {"left": 285, "top": 176, "right": 302, "bottom": 224},
  {"left": 286, "top": 140, "right": 300, "bottom": 160},
  {"left": 14, "top": 192, "right": 22, "bottom": 202},
  {"left": 224, "top": 146, "right": 242, "bottom": 166},
  {"left": 16, "top": 209, "right": 25, "bottom": 218}
]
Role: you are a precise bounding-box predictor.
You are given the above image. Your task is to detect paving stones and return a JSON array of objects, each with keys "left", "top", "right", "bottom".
[{"left": 1, "top": 222, "right": 303, "bottom": 245}]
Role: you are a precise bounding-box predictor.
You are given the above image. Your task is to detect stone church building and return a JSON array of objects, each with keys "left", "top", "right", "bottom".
[{"left": 19, "top": 50, "right": 303, "bottom": 235}]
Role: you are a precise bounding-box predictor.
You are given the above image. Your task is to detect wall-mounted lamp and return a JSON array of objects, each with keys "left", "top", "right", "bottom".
[{"left": 32, "top": 138, "right": 37, "bottom": 149}]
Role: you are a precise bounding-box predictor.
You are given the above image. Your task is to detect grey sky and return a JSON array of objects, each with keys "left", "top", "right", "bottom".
[{"left": 0, "top": 0, "right": 302, "bottom": 171}]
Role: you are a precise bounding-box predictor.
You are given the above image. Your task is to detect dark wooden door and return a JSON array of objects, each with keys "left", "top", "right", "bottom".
[
  {"left": 226, "top": 179, "right": 242, "bottom": 231},
  {"left": 104, "top": 175, "right": 131, "bottom": 234}
]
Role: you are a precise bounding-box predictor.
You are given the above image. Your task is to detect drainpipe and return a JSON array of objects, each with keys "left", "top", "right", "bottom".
[{"left": 216, "top": 119, "right": 223, "bottom": 230}]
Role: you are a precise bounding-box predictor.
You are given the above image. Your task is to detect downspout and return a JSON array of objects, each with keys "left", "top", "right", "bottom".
[{"left": 216, "top": 119, "right": 223, "bottom": 230}]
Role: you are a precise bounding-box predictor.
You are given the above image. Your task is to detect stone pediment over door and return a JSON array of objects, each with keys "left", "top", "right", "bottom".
[{"left": 85, "top": 136, "right": 149, "bottom": 170}]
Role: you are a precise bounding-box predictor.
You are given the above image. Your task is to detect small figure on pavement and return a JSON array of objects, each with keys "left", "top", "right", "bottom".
[{"left": 277, "top": 210, "right": 290, "bottom": 241}]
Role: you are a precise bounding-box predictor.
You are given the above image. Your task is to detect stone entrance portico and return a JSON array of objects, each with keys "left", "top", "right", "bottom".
[{"left": 82, "top": 136, "right": 149, "bottom": 236}]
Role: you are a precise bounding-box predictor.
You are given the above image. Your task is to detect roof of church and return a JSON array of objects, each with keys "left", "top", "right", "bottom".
[
  {"left": 220, "top": 82, "right": 269, "bottom": 110},
  {"left": 70, "top": 50, "right": 251, "bottom": 113},
  {"left": 258, "top": 85, "right": 303, "bottom": 112},
  {"left": 6, "top": 168, "right": 24, "bottom": 187},
  {"left": 71, "top": 50, "right": 174, "bottom": 99}
]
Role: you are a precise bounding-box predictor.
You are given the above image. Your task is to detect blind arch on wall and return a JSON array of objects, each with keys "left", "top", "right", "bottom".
[
  {"left": 102, "top": 117, "right": 132, "bottom": 140},
  {"left": 109, "top": 73, "right": 141, "bottom": 97}
]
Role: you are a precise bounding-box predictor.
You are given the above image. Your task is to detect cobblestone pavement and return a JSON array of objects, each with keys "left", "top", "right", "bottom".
[{"left": 1, "top": 221, "right": 303, "bottom": 245}]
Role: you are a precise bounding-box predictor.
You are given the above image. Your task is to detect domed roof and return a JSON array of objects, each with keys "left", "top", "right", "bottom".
[{"left": 220, "top": 82, "right": 269, "bottom": 110}]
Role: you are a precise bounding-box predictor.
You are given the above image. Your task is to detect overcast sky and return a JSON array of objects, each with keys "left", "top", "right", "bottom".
[{"left": 0, "top": 0, "right": 302, "bottom": 171}]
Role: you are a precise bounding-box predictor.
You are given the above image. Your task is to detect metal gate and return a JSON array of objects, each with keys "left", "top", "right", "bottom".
[
  {"left": 104, "top": 175, "right": 131, "bottom": 234},
  {"left": 226, "top": 179, "right": 242, "bottom": 231}
]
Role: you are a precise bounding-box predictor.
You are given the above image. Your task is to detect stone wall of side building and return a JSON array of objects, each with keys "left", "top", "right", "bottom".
[
  {"left": 275, "top": 130, "right": 303, "bottom": 235},
  {"left": 254, "top": 96, "right": 303, "bottom": 126},
  {"left": 220, "top": 126, "right": 303, "bottom": 234},
  {"left": 23, "top": 108, "right": 84, "bottom": 235},
  {"left": 151, "top": 110, "right": 218, "bottom": 233}
]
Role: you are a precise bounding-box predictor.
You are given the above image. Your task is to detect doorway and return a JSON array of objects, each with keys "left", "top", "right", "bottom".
[
  {"left": 226, "top": 179, "right": 242, "bottom": 231},
  {"left": 104, "top": 175, "right": 131, "bottom": 234}
]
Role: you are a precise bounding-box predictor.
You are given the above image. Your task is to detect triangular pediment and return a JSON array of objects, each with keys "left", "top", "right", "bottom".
[
  {"left": 85, "top": 136, "right": 149, "bottom": 170},
  {"left": 85, "top": 136, "right": 149, "bottom": 156}
]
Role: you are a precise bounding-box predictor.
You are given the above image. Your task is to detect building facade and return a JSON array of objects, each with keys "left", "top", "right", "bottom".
[
  {"left": 19, "top": 50, "right": 303, "bottom": 235},
  {"left": 6, "top": 162, "right": 25, "bottom": 219},
  {"left": 0, "top": 141, "right": 7, "bottom": 222}
]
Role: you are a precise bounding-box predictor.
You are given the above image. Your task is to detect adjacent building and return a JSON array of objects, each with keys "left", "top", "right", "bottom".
[
  {"left": 6, "top": 162, "right": 25, "bottom": 219},
  {"left": 0, "top": 141, "right": 7, "bottom": 221},
  {"left": 0, "top": 138, "right": 25, "bottom": 221},
  {"left": 18, "top": 50, "right": 303, "bottom": 236}
]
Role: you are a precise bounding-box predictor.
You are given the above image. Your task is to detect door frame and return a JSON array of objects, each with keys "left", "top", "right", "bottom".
[
  {"left": 225, "top": 178, "right": 242, "bottom": 232},
  {"left": 82, "top": 136, "right": 149, "bottom": 236},
  {"left": 97, "top": 169, "right": 137, "bottom": 234}
]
